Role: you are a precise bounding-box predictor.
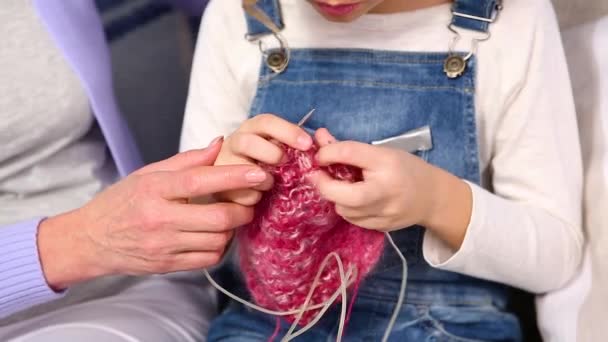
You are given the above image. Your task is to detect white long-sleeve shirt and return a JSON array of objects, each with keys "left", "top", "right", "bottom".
[
  {"left": 535, "top": 15, "right": 608, "bottom": 342},
  {"left": 181, "top": 0, "right": 583, "bottom": 293}
]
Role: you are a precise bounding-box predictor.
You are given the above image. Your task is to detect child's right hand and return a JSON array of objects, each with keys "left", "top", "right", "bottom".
[{"left": 214, "top": 114, "right": 313, "bottom": 206}]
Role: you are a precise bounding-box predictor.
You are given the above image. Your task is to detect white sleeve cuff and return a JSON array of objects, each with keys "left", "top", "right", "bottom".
[{"left": 422, "top": 180, "right": 484, "bottom": 271}]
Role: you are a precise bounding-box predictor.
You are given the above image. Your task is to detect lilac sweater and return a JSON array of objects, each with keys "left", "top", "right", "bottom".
[{"left": 0, "top": 0, "right": 205, "bottom": 319}]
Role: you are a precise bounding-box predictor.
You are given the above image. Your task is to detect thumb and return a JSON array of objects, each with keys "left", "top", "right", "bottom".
[
  {"left": 135, "top": 136, "right": 224, "bottom": 175},
  {"left": 314, "top": 128, "right": 338, "bottom": 147}
]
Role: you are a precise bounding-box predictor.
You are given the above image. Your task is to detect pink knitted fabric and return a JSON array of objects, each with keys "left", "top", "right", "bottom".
[{"left": 238, "top": 144, "right": 385, "bottom": 325}]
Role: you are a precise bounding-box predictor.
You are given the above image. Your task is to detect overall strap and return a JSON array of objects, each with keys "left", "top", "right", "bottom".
[
  {"left": 243, "top": 0, "right": 284, "bottom": 39},
  {"left": 451, "top": 0, "right": 501, "bottom": 33},
  {"left": 443, "top": 0, "right": 503, "bottom": 78}
]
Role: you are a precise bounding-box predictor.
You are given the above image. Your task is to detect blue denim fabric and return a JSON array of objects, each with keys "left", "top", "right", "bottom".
[
  {"left": 209, "top": 268, "right": 520, "bottom": 341},
  {"left": 244, "top": 0, "right": 283, "bottom": 37},
  {"left": 208, "top": 2, "right": 522, "bottom": 340},
  {"left": 451, "top": 0, "right": 498, "bottom": 32},
  {"left": 207, "top": 48, "right": 522, "bottom": 341}
]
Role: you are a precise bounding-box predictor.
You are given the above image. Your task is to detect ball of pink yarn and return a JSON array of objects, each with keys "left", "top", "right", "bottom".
[{"left": 238, "top": 144, "right": 385, "bottom": 325}]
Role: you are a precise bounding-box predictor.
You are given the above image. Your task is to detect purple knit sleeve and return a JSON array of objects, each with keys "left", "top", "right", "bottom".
[{"left": 0, "top": 218, "right": 66, "bottom": 319}]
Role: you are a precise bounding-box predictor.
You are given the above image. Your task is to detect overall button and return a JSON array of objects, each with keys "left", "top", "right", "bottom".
[
  {"left": 266, "top": 51, "right": 287, "bottom": 72},
  {"left": 443, "top": 55, "right": 466, "bottom": 78}
]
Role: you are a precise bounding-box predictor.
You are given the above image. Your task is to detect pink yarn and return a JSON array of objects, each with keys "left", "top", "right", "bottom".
[{"left": 238, "top": 144, "right": 385, "bottom": 325}]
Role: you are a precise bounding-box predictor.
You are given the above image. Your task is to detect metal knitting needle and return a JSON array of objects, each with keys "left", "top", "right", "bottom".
[
  {"left": 297, "top": 108, "right": 315, "bottom": 127},
  {"left": 269, "top": 109, "right": 316, "bottom": 146}
]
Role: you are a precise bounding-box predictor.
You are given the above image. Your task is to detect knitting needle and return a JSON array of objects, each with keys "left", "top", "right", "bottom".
[{"left": 297, "top": 108, "right": 316, "bottom": 127}]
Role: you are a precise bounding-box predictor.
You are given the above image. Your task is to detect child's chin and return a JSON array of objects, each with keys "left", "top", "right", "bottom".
[{"left": 316, "top": 12, "right": 364, "bottom": 23}]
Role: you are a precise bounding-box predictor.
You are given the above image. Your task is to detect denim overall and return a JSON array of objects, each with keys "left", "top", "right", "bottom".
[{"left": 208, "top": 1, "right": 522, "bottom": 341}]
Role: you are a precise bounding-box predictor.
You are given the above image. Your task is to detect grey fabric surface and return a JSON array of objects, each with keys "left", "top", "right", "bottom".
[
  {"left": 0, "top": 0, "right": 118, "bottom": 226},
  {"left": 552, "top": 0, "right": 608, "bottom": 29},
  {"left": 109, "top": 10, "right": 195, "bottom": 164}
]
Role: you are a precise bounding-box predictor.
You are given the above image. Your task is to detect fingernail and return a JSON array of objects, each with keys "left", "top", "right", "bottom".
[
  {"left": 246, "top": 169, "right": 267, "bottom": 183},
  {"left": 298, "top": 134, "right": 312, "bottom": 149},
  {"left": 208, "top": 136, "right": 224, "bottom": 147}
]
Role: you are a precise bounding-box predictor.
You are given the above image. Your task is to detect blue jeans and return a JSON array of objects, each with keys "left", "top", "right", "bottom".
[{"left": 208, "top": 267, "right": 521, "bottom": 341}]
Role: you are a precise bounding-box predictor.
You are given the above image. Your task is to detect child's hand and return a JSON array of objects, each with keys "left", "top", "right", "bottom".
[
  {"left": 214, "top": 114, "right": 313, "bottom": 206},
  {"left": 311, "top": 129, "right": 472, "bottom": 247},
  {"left": 310, "top": 129, "right": 434, "bottom": 232}
]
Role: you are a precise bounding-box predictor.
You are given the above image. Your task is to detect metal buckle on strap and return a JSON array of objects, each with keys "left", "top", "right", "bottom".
[
  {"left": 452, "top": 0, "right": 503, "bottom": 27},
  {"left": 245, "top": 32, "right": 268, "bottom": 42},
  {"left": 443, "top": 0, "right": 503, "bottom": 78},
  {"left": 248, "top": 32, "right": 290, "bottom": 74},
  {"left": 243, "top": 0, "right": 290, "bottom": 73},
  {"left": 451, "top": 11, "right": 495, "bottom": 23}
]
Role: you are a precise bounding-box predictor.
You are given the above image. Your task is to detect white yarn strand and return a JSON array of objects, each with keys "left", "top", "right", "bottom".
[
  {"left": 381, "top": 232, "right": 408, "bottom": 342},
  {"left": 202, "top": 232, "right": 408, "bottom": 341},
  {"left": 283, "top": 252, "right": 353, "bottom": 342},
  {"left": 202, "top": 253, "right": 353, "bottom": 341}
]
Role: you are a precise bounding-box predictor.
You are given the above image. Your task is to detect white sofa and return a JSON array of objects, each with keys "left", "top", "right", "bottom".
[{"left": 536, "top": 14, "right": 608, "bottom": 342}]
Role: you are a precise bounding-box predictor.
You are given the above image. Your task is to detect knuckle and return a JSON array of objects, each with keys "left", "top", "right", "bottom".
[
  {"left": 337, "top": 143, "right": 354, "bottom": 162},
  {"left": 133, "top": 175, "right": 168, "bottom": 202},
  {"left": 141, "top": 238, "right": 164, "bottom": 256},
  {"left": 241, "top": 207, "right": 255, "bottom": 225},
  {"left": 139, "top": 211, "right": 158, "bottom": 231},
  {"left": 207, "top": 206, "right": 231, "bottom": 230},
  {"left": 230, "top": 133, "right": 251, "bottom": 154},
  {"left": 269, "top": 150, "right": 284, "bottom": 164},
  {"left": 182, "top": 173, "right": 203, "bottom": 195},
  {"left": 335, "top": 205, "right": 348, "bottom": 218},
  {"left": 253, "top": 113, "right": 275, "bottom": 126},
  {"left": 386, "top": 202, "right": 399, "bottom": 215},
  {"left": 205, "top": 252, "right": 223, "bottom": 267},
  {"left": 224, "top": 190, "right": 261, "bottom": 207},
  {"left": 211, "top": 232, "right": 232, "bottom": 250},
  {"left": 380, "top": 206, "right": 394, "bottom": 219},
  {"left": 350, "top": 192, "right": 366, "bottom": 207},
  {"left": 139, "top": 204, "right": 166, "bottom": 231},
  {"left": 240, "top": 191, "right": 262, "bottom": 206}
]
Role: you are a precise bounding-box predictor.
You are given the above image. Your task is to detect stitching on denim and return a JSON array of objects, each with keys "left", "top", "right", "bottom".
[
  {"left": 391, "top": 314, "right": 427, "bottom": 331},
  {"left": 265, "top": 49, "right": 470, "bottom": 65},
  {"left": 463, "top": 66, "right": 481, "bottom": 184},
  {"left": 260, "top": 80, "right": 474, "bottom": 92},
  {"left": 483, "top": 0, "right": 494, "bottom": 18},
  {"left": 357, "top": 289, "right": 492, "bottom": 307},
  {"left": 249, "top": 61, "right": 267, "bottom": 114},
  {"left": 291, "top": 58, "right": 450, "bottom": 65},
  {"left": 424, "top": 310, "right": 500, "bottom": 342}
]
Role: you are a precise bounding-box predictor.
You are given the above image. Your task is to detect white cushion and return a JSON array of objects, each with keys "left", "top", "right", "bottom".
[{"left": 536, "top": 15, "right": 608, "bottom": 342}]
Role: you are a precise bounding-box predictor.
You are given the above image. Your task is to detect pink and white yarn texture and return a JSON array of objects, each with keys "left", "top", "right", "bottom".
[{"left": 238, "top": 145, "right": 386, "bottom": 325}]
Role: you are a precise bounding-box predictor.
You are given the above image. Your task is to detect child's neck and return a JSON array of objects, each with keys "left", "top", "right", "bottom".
[{"left": 370, "top": 0, "right": 451, "bottom": 14}]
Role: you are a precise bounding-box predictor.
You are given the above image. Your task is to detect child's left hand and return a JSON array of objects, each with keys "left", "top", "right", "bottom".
[
  {"left": 309, "top": 128, "right": 438, "bottom": 232},
  {"left": 310, "top": 129, "right": 471, "bottom": 245}
]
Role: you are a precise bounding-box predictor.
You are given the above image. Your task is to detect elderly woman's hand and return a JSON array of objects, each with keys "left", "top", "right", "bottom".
[{"left": 36, "top": 138, "right": 268, "bottom": 290}]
